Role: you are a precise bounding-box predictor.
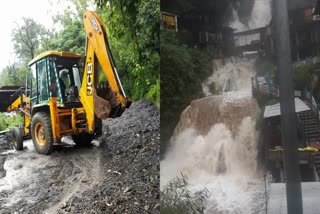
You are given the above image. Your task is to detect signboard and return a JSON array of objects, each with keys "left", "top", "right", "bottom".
[{"left": 161, "top": 12, "right": 178, "bottom": 32}]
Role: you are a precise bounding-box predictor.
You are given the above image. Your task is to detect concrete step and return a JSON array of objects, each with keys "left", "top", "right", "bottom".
[
  {"left": 304, "top": 127, "right": 320, "bottom": 131},
  {"left": 306, "top": 132, "right": 320, "bottom": 136},
  {"left": 302, "top": 121, "right": 319, "bottom": 124},
  {"left": 302, "top": 121, "right": 318, "bottom": 124},
  {"left": 267, "top": 182, "right": 320, "bottom": 213},
  {"left": 308, "top": 142, "right": 320, "bottom": 146},
  {"left": 308, "top": 138, "right": 320, "bottom": 141},
  {"left": 299, "top": 114, "right": 315, "bottom": 117},
  {"left": 301, "top": 117, "right": 319, "bottom": 120},
  {"left": 304, "top": 129, "right": 320, "bottom": 133},
  {"left": 303, "top": 124, "right": 320, "bottom": 128},
  {"left": 304, "top": 126, "right": 320, "bottom": 129}
]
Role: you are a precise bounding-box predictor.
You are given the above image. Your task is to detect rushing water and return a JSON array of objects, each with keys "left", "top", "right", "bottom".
[
  {"left": 248, "top": 0, "right": 272, "bottom": 30},
  {"left": 202, "top": 58, "right": 255, "bottom": 96},
  {"left": 161, "top": 1, "right": 272, "bottom": 212},
  {"left": 229, "top": 0, "right": 272, "bottom": 32},
  {"left": 160, "top": 90, "right": 267, "bottom": 213}
]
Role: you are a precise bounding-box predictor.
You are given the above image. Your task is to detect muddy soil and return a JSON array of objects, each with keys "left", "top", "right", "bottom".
[{"left": 0, "top": 99, "right": 159, "bottom": 214}]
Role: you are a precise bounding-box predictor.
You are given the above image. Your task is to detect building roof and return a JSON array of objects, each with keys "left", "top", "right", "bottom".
[
  {"left": 28, "top": 51, "right": 82, "bottom": 66},
  {"left": 233, "top": 27, "right": 266, "bottom": 36},
  {"left": 160, "top": 11, "right": 178, "bottom": 17},
  {"left": 263, "top": 97, "right": 310, "bottom": 118}
]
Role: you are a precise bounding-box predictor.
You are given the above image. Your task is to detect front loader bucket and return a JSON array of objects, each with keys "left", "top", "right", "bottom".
[{"left": 0, "top": 86, "right": 26, "bottom": 112}]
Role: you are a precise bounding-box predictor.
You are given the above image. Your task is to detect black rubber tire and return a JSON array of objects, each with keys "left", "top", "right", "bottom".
[
  {"left": 31, "top": 112, "right": 54, "bottom": 155},
  {"left": 12, "top": 127, "right": 23, "bottom": 151},
  {"left": 72, "top": 133, "right": 93, "bottom": 147}
]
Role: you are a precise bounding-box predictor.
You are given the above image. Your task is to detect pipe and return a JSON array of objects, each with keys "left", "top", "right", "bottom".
[{"left": 273, "top": 0, "right": 303, "bottom": 213}]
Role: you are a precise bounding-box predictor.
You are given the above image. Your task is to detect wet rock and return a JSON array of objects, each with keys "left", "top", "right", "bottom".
[
  {"left": 123, "top": 186, "right": 133, "bottom": 193},
  {"left": 13, "top": 164, "right": 23, "bottom": 170},
  {"left": 0, "top": 132, "right": 13, "bottom": 153},
  {"left": 60, "top": 203, "right": 67, "bottom": 209}
]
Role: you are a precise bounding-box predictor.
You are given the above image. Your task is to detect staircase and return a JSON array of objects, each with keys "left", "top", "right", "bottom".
[
  {"left": 298, "top": 109, "right": 320, "bottom": 148},
  {"left": 314, "top": 153, "right": 320, "bottom": 180}
]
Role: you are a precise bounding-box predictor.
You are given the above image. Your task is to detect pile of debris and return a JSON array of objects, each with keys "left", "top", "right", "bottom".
[
  {"left": 0, "top": 133, "right": 13, "bottom": 179},
  {"left": 58, "top": 99, "right": 160, "bottom": 213}
]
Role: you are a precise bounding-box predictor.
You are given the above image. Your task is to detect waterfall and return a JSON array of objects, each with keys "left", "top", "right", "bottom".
[{"left": 161, "top": 1, "right": 272, "bottom": 213}]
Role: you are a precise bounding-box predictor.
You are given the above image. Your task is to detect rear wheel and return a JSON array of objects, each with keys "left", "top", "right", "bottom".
[
  {"left": 12, "top": 127, "right": 23, "bottom": 151},
  {"left": 31, "top": 112, "right": 53, "bottom": 155},
  {"left": 72, "top": 133, "right": 93, "bottom": 147}
]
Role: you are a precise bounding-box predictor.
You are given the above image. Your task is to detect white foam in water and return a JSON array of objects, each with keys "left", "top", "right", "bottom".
[
  {"left": 229, "top": 5, "right": 249, "bottom": 32},
  {"left": 161, "top": 117, "right": 266, "bottom": 213},
  {"left": 202, "top": 58, "right": 255, "bottom": 96},
  {"left": 248, "top": 0, "right": 272, "bottom": 29},
  {"left": 161, "top": 1, "right": 272, "bottom": 212},
  {"left": 228, "top": 0, "right": 271, "bottom": 32}
]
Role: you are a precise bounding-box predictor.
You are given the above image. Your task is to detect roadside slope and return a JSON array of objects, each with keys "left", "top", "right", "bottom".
[{"left": 61, "top": 99, "right": 160, "bottom": 213}]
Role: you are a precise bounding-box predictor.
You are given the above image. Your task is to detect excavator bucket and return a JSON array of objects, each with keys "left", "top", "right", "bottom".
[
  {"left": 0, "top": 86, "right": 25, "bottom": 112},
  {"left": 94, "top": 91, "right": 112, "bottom": 119}
]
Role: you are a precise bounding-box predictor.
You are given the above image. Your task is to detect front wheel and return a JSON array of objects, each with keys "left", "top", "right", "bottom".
[
  {"left": 31, "top": 112, "right": 53, "bottom": 155},
  {"left": 12, "top": 127, "right": 23, "bottom": 151}
]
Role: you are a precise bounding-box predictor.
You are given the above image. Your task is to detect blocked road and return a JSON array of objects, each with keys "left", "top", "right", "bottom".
[{"left": 0, "top": 99, "right": 160, "bottom": 213}]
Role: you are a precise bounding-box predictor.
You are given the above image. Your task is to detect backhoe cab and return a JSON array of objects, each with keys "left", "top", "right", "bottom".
[{"left": 5, "top": 10, "right": 131, "bottom": 154}]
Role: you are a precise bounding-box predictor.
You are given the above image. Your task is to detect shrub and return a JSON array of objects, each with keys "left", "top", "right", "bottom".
[{"left": 161, "top": 174, "right": 209, "bottom": 214}]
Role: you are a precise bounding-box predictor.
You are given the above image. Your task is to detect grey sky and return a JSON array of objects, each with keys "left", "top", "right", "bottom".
[{"left": 0, "top": 0, "right": 73, "bottom": 71}]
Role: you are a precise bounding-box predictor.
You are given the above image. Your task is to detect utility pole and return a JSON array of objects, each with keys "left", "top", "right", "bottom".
[{"left": 273, "top": 0, "right": 303, "bottom": 213}]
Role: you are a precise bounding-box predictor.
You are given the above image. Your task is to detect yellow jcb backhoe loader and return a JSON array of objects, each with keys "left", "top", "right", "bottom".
[{"left": 5, "top": 10, "right": 131, "bottom": 154}]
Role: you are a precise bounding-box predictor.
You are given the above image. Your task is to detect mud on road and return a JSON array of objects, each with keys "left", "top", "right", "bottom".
[{"left": 0, "top": 99, "right": 160, "bottom": 214}]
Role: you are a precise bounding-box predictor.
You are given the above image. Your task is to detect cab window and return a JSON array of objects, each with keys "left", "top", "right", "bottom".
[
  {"left": 30, "top": 64, "right": 37, "bottom": 99},
  {"left": 37, "top": 59, "right": 49, "bottom": 103}
]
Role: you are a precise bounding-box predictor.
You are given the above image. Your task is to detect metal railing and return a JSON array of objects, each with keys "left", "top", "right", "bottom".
[
  {"left": 293, "top": 56, "right": 320, "bottom": 67},
  {"left": 311, "top": 95, "right": 320, "bottom": 120},
  {"left": 297, "top": 114, "right": 308, "bottom": 147},
  {"left": 313, "top": 163, "right": 319, "bottom": 182}
]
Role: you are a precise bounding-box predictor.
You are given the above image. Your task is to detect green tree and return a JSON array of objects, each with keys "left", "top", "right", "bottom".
[
  {"left": 161, "top": 174, "right": 209, "bottom": 214},
  {"left": 0, "top": 63, "right": 29, "bottom": 87},
  {"left": 5, "top": 17, "right": 45, "bottom": 88},
  {"left": 160, "top": 30, "right": 211, "bottom": 156},
  {"left": 12, "top": 17, "right": 45, "bottom": 62},
  {"left": 47, "top": 0, "right": 94, "bottom": 54},
  {"left": 39, "top": 28, "right": 54, "bottom": 53},
  {"left": 48, "top": 19, "right": 86, "bottom": 54},
  {"left": 97, "top": 0, "right": 160, "bottom": 106},
  {"left": 293, "top": 63, "right": 315, "bottom": 91},
  {"left": 0, "top": 113, "right": 23, "bottom": 131}
]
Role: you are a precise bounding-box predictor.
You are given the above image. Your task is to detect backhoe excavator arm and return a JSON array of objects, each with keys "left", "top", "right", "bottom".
[{"left": 80, "top": 10, "right": 130, "bottom": 133}]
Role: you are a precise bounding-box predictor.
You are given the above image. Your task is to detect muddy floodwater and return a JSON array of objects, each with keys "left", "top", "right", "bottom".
[{"left": 0, "top": 138, "right": 102, "bottom": 213}]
